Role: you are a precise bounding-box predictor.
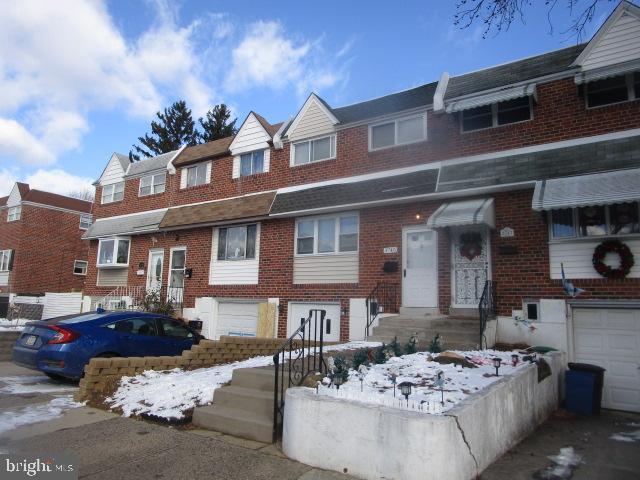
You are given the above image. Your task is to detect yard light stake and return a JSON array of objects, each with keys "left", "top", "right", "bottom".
[
  {"left": 511, "top": 354, "right": 519, "bottom": 367},
  {"left": 358, "top": 364, "right": 368, "bottom": 392},
  {"left": 399, "top": 381, "right": 414, "bottom": 405},
  {"left": 493, "top": 357, "right": 501, "bottom": 376},
  {"left": 333, "top": 375, "right": 343, "bottom": 391},
  {"left": 435, "top": 370, "right": 445, "bottom": 406}
]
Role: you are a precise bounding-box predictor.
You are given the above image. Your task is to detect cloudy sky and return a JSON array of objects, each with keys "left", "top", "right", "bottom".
[{"left": 0, "top": 0, "right": 618, "bottom": 197}]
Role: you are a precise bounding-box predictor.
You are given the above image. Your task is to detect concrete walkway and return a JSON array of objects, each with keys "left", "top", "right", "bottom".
[{"left": 482, "top": 409, "right": 640, "bottom": 479}]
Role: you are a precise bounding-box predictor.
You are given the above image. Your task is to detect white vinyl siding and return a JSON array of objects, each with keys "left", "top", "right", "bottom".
[
  {"left": 100, "top": 154, "right": 126, "bottom": 185},
  {"left": 210, "top": 225, "right": 260, "bottom": 285},
  {"left": 581, "top": 12, "right": 640, "bottom": 70},
  {"left": 293, "top": 254, "right": 359, "bottom": 284},
  {"left": 369, "top": 114, "right": 426, "bottom": 151},
  {"left": 7, "top": 206, "right": 21, "bottom": 221},
  {"left": 291, "top": 135, "right": 336, "bottom": 166},
  {"left": 287, "top": 99, "right": 336, "bottom": 142},
  {"left": 101, "top": 182, "right": 124, "bottom": 204},
  {"left": 96, "top": 268, "right": 128, "bottom": 287},
  {"left": 549, "top": 238, "right": 640, "bottom": 279},
  {"left": 229, "top": 113, "right": 271, "bottom": 156},
  {"left": 139, "top": 173, "right": 166, "bottom": 196}
]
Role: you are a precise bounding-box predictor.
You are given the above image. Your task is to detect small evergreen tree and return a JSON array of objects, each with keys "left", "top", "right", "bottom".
[
  {"left": 352, "top": 348, "right": 370, "bottom": 370},
  {"left": 198, "top": 104, "right": 238, "bottom": 142},
  {"left": 330, "top": 355, "right": 350, "bottom": 384},
  {"left": 130, "top": 100, "right": 199, "bottom": 161},
  {"left": 404, "top": 335, "right": 418, "bottom": 354},
  {"left": 428, "top": 333, "right": 443, "bottom": 353},
  {"left": 388, "top": 336, "right": 403, "bottom": 357}
]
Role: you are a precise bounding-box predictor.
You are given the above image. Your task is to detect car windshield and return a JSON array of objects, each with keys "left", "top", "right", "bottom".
[{"left": 56, "top": 313, "right": 107, "bottom": 324}]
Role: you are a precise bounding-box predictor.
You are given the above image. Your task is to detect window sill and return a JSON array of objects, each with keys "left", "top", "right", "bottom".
[
  {"left": 73, "top": 273, "right": 88, "bottom": 276},
  {"left": 290, "top": 156, "right": 337, "bottom": 169},
  {"left": 235, "top": 171, "right": 269, "bottom": 180},
  {"left": 138, "top": 191, "right": 166, "bottom": 198},
  {"left": 461, "top": 117, "right": 533, "bottom": 134},
  {"left": 97, "top": 264, "right": 129, "bottom": 269},
  {"left": 548, "top": 233, "right": 640, "bottom": 244},
  {"left": 586, "top": 97, "right": 639, "bottom": 110},
  {"left": 294, "top": 251, "right": 358, "bottom": 258},
  {"left": 100, "top": 200, "right": 124, "bottom": 206},
  {"left": 180, "top": 184, "right": 210, "bottom": 192}
]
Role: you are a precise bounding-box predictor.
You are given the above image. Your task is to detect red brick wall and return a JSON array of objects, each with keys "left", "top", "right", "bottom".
[
  {"left": 93, "top": 77, "right": 640, "bottom": 218},
  {"left": 0, "top": 205, "right": 89, "bottom": 295}
]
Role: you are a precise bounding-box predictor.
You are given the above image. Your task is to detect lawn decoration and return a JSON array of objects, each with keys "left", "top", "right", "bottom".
[
  {"left": 592, "top": 240, "right": 634, "bottom": 279},
  {"left": 459, "top": 232, "right": 483, "bottom": 260},
  {"left": 561, "top": 263, "right": 586, "bottom": 297},
  {"left": 513, "top": 314, "right": 537, "bottom": 332},
  {"left": 404, "top": 334, "right": 418, "bottom": 354}
]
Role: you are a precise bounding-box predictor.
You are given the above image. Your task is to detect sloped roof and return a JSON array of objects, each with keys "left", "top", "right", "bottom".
[
  {"left": 126, "top": 150, "right": 178, "bottom": 177},
  {"left": 271, "top": 169, "right": 439, "bottom": 215},
  {"left": 23, "top": 189, "right": 93, "bottom": 213},
  {"left": 83, "top": 209, "right": 166, "bottom": 239},
  {"left": 332, "top": 82, "right": 438, "bottom": 124},
  {"left": 173, "top": 136, "right": 234, "bottom": 168},
  {"left": 160, "top": 191, "right": 276, "bottom": 229},
  {"left": 114, "top": 153, "right": 131, "bottom": 172},
  {"left": 252, "top": 112, "right": 283, "bottom": 137},
  {"left": 444, "top": 44, "right": 585, "bottom": 100}
]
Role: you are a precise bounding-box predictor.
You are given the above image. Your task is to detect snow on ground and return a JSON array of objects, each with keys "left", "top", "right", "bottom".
[
  {"left": 324, "top": 349, "right": 532, "bottom": 413},
  {"left": 0, "top": 376, "right": 84, "bottom": 435},
  {"left": 107, "top": 341, "right": 381, "bottom": 420},
  {"left": 0, "top": 396, "right": 84, "bottom": 435},
  {"left": 610, "top": 427, "right": 640, "bottom": 442},
  {"left": 0, "top": 318, "right": 31, "bottom": 332},
  {"left": 534, "top": 447, "right": 583, "bottom": 479}
]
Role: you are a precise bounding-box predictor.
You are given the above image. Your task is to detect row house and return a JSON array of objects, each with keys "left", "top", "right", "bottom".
[
  {"left": 0, "top": 182, "right": 93, "bottom": 316},
  {"left": 84, "top": 2, "right": 640, "bottom": 411}
]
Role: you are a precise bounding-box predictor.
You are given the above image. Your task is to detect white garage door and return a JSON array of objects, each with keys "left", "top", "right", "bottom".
[
  {"left": 288, "top": 303, "right": 341, "bottom": 342},
  {"left": 573, "top": 308, "right": 640, "bottom": 412},
  {"left": 216, "top": 302, "right": 259, "bottom": 338}
]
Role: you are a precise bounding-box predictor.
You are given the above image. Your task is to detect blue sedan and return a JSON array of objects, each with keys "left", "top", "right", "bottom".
[{"left": 12, "top": 310, "right": 202, "bottom": 380}]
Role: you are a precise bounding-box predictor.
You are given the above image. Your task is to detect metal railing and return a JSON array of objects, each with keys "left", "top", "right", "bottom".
[
  {"left": 97, "top": 284, "right": 184, "bottom": 311},
  {"left": 273, "top": 309, "right": 328, "bottom": 442},
  {"left": 478, "top": 280, "right": 497, "bottom": 349},
  {"left": 365, "top": 282, "right": 400, "bottom": 338}
]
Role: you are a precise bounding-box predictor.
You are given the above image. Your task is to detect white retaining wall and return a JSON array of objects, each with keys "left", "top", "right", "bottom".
[{"left": 283, "top": 352, "right": 562, "bottom": 480}]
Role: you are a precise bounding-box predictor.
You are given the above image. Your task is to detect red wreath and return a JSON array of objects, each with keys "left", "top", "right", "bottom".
[
  {"left": 592, "top": 240, "right": 634, "bottom": 279},
  {"left": 459, "top": 232, "right": 483, "bottom": 260}
]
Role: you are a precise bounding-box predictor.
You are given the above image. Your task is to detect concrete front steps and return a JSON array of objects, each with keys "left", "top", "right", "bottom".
[
  {"left": 192, "top": 366, "right": 278, "bottom": 443},
  {"left": 369, "top": 314, "right": 481, "bottom": 351}
]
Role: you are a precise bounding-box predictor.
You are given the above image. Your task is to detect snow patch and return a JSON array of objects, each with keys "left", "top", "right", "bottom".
[
  {"left": 534, "top": 447, "right": 583, "bottom": 480},
  {"left": 0, "top": 318, "right": 31, "bottom": 332},
  {"left": 0, "top": 376, "right": 78, "bottom": 394},
  {"left": 0, "top": 395, "right": 84, "bottom": 435},
  {"left": 107, "top": 341, "right": 380, "bottom": 420},
  {"left": 610, "top": 430, "right": 640, "bottom": 443}
]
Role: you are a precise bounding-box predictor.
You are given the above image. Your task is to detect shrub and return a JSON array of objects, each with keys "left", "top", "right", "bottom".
[
  {"left": 330, "top": 355, "right": 350, "bottom": 383},
  {"left": 139, "top": 290, "right": 175, "bottom": 316},
  {"left": 352, "top": 348, "right": 370, "bottom": 370},
  {"left": 404, "top": 335, "right": 418, "bottom": 354}
]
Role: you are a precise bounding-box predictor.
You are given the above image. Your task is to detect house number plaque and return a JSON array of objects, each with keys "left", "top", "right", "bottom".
[{"left": 383, "top": 247, "right": 398, "bottom": 254}]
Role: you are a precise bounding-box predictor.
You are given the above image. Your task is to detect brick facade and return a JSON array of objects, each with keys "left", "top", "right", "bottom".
[{"left": 0, "top": 203, "right": 90, "bottom": 295}]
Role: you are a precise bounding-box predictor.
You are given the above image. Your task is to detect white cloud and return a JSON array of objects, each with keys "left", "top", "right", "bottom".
[
  {"left": 0, "top": 167, "right": 94, "bottom": 198},
  {"left": 0, "top": 118, "right": 54, "bottom": 165},
  {"left": 225, "top": 21, "right": 345, "bottom": 96}
]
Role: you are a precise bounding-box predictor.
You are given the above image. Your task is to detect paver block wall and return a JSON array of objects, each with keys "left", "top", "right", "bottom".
[{"left": 76, "top": 336, "right": 328, "bottom": 404}]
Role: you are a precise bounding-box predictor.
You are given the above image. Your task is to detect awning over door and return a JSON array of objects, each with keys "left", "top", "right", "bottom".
[
  {"left": 445, "top": 84, "right": 536, "bottom": 113},
  {"left": 532, "top": 168, "right": 640, "bottom": 211},
  {"left": 426, "top": 198, "right": 495, "bottom": 229}
]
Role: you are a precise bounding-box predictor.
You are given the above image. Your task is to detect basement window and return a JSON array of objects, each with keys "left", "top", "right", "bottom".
[{"left": 523, "top": 300, "right": 539, "bottom": 321}]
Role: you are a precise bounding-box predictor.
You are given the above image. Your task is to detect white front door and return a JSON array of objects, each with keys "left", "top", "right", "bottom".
[
  {"left": 288, "top": 303, "right": 341, "bottom": 342},
  {"left": 168, "top": 248, "right": 186, "bottom": 305},
  {"left": 573, "top": 307, "right": 640, "bottom": 412},
  {"left": 402, "top": 228, "right": 438, "bottom": 308},
  {"left": 147, "top": 250, "right": 164, "bottom": 291},
  {"left": 451, "top": 227, "right": 490, "bottom": 307}
]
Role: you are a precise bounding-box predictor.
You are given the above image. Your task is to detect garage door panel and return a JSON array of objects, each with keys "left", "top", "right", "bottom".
[
  {"left": 216, "top": 302, "right": 259, "bottom": 338},
  {"left": 573, "top": 308, "right": 640, "bottom": 413}
]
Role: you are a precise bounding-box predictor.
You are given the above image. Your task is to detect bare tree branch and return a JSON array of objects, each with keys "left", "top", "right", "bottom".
[{"left": 67, "top": 189, "right": 95, "bottom": 202}]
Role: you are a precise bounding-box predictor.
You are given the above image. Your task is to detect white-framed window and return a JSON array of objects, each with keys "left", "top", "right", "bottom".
[
  {"left": 369, "top": 114, "right": 426, "bottom": 151},
  {"left": 73, "top": 260, "right": 88, "bottom": 276},
  {"left": 217, "top": 224, "right": 257, "bottom": 260},
  {"left": 295, "top": 214, "right": 359, "bottom": 255},
  {"left": 7, "top": 206, "right": 21, "bottom": 222},
  {"left": 292, "top": 135, "right": 336, "bottom": 166},
  {"left": 186, "top": 163, "right": 208, "bottom": 187},
  {"left": 523, "top": 299, "right": 539, "bottom": 321},
  {"left": 79, "top": 214, "right": 92, "bottom": 230},
  {"left": 0, "top": 250, "right": 12, "bottom": 271},
  {"left": 549, "top": 202, "right": 640, "bottom": 240},
  {"left": 586, "top": 72, "right": 640, "bottom": 108},
  {"left": 101, "top": 182, "right": 124, "bottom": 204},
  {"left": 461, "top": 96, "right": 533, "bottom": 132},
  {"left": 240, "top": 150, "right": 265, "bottom": 176},
  {"left": 97, "top": 237, "right": 131, "bottom": 267},
  {"left": 139, "top": 173, "right": 166, "bottom": 196}
]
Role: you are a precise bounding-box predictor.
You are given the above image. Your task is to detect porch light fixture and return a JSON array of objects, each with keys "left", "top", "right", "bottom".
[
  {"left": 415, "top": 213, "right": 422, "bottom": 220},
  {"left": 398, "top": 381, "right": 414, "bottom": 404},
  {"left": 493, "top": 357, "right": 502, "bottom": 376},
  {"left": 511, "top": 354, "right": 519, "bottom": 366}
]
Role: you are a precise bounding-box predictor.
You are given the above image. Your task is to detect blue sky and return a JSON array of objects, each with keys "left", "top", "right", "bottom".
[{"left": 0, "top": 0, "right": 619, "bottom": 196}]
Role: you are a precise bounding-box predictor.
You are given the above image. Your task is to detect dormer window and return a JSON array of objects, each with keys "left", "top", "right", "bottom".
[
  {"left": 102, "top": 182, "right": 124, "bottom": 204},
  {"left": 292, "top": 135, "right": 336, "bottom": 166},
  {"left": 7, "top": 206, "right": 21, "bottom": 222},
  {"left": 369, "top": 114, "right": 426, "bottom": 151},
  {"left": 461, "top": 97, "right": 532, "bottom": 132},
  {"left": 586, "top": 72, "right": 640, "bottom": 108},
  {"left": 240, "top": 150, "right": 265, "bottom": 176},
  {"left": 139, "top": 173, "right": 166, "bottom": 196}
]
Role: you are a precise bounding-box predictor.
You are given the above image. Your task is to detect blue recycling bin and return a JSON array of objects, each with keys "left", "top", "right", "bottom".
[{"left": 565, "top": 363, "right": 606, "bottom": 415}]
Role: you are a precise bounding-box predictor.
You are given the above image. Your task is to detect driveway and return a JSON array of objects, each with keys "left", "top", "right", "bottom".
[{"left": 482, "top": 409, "right": 640, "bottom": 479}]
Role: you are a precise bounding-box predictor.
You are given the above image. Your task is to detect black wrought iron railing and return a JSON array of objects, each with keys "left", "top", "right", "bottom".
[
  {"left": 273, "top": 309, "right": 328, "bottom": 442},
  {"left": 478, "top": 280, "right": 497, "bottom": 349},
  {"left": 365, "top": 282, "right": 400, "bottom": 338}
]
